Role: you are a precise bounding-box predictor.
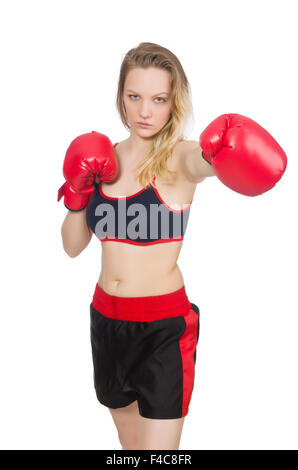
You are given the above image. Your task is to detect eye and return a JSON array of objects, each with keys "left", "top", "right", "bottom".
[
  {"left": 155, "top": 97, "right": 166, "bottom": 103},
  {"left": 128, "top": 94, "right": 166, "bottom": 103}
]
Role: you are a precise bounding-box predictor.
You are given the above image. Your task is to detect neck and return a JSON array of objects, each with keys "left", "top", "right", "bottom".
[{"left": 125, "top": 133, "right": 154, "bottom": 159}]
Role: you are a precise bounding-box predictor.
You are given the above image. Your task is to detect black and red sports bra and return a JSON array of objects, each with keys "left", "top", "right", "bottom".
[{"left": 87, "top": 143, "right": 192, "bottom": 246}]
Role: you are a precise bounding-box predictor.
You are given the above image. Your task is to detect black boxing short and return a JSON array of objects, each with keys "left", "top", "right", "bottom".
[{"left": 90, "top": 283, "right": 200, "bottom": 419}]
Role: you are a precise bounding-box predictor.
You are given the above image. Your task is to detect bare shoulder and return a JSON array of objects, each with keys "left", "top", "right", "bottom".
[
  {"left": 176, "top": 139, "right": 200, "bottom": 152},
  {"left": 172, "top": 139, "right": 199, "bottom": 166}
]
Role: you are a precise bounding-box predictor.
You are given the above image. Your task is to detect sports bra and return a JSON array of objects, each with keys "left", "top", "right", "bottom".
[{"left": 87, "top": 143, "right": 192, "bottom": 246}]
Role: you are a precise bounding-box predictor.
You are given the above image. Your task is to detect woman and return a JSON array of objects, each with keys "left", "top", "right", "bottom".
[{"left": 58, "top": 42, "right": 286, "bottom": 450}]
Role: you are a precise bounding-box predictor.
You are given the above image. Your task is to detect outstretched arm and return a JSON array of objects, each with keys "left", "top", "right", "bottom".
[{"left": 179, "top": 140, "right": 216, "bottom": 183}]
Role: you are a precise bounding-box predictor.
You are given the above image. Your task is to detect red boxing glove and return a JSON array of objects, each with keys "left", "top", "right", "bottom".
[
  {"left": 199, "top": 114, "right": 287, "bottom": 196},
  {"left": 57, "top": 131, "right": 118, "bottom": 211}
]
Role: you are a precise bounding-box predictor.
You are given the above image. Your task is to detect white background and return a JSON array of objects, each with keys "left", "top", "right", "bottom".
[{"left": 0, "top": 0, "right": 297, "bottom": 450}]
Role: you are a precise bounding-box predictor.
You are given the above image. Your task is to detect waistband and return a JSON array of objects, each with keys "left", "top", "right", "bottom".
[{"left": 91, "top": 283, "right": 192, "bottom": 321}]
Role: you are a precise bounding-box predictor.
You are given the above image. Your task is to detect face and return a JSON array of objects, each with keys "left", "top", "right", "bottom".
[{"left": 123, "top": 67, "right": 172, "bottom": 138}]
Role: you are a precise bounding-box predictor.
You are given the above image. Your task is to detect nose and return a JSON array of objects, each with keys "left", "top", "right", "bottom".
[{"left": 139, "top": 101, "right": 152, "bottom": 119}]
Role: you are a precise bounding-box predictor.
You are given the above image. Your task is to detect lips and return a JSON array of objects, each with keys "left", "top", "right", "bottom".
[{"left": 137, "top": 122, "right": 152, "bottom": 126}]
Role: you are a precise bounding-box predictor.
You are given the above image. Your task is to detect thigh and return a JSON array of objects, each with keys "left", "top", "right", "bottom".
[
  {"left": 109, "top": 400, "right": 140, "bottom": 434},
  {"left": 137, "top": 416, "right": 185, "bottom": 450}
]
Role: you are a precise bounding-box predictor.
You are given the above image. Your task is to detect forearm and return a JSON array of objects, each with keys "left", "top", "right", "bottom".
[
  {"left": 182, "top": 142, "right": 215, "bottom": 182},
  {"left": 61, "top": 203, "right": 92, "bottom": 257}
]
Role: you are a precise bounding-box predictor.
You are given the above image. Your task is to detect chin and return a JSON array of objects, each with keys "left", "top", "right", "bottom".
[{"left": 134, "top": 127, "right": 155, "bottom": 137}]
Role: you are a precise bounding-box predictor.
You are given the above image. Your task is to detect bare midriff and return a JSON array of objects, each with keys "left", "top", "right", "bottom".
[{"left": 97, "top": 239, "right": 185, "bottom": 297}]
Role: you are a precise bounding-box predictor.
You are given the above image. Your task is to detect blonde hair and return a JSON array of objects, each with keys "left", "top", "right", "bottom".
[{"left": 116, "top": 42, "right": 194, "bottom": 187}]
